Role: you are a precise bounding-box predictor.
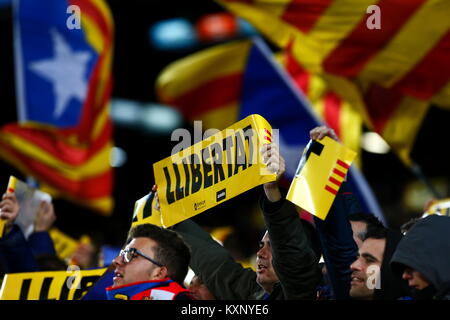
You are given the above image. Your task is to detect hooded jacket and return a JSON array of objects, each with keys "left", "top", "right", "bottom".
[{"left": 390, "top": 215, "right": 450, "bottom": 300}]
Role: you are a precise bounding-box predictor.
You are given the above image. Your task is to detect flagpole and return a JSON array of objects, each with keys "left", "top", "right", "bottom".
[{"left": 410, "top": 162, "right": 442, "bottom": 199}]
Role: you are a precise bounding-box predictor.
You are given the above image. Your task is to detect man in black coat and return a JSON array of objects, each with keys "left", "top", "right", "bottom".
[{"left": 391, "top": 214, "right": 450, "bottom": 300}]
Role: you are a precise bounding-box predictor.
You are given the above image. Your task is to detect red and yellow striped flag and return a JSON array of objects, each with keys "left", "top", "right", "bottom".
[
  {"left": 218, "top": 0, "right": 449, "bottom": 165},
  {"left": 281, "top": 49, "right": 362, "bottom": 166}
]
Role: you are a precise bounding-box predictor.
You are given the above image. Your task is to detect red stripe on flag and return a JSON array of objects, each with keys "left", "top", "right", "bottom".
[
  {"left": 337, "top": 159, "right": 350, "bottom": 169},
  {"left": 69, "top": 0, "right": 113, "bottom": 42},
  {"left": 264, "top": 136, "right": 272, "bottom": 142},
  {"left": 323, "top": 92, "right": 342, "bottom": 138},
  {"left": 323, "top": 0, "right": 426, "bottom": 77},
  {"left": 281, "top": 0, "right": 334, "bottom": 34},
  {"left": 325, "top": 185, "right": 338, "bottom": 195},
  {"left": 264, "top": 128, "right": 272, "bottom": 137},
  {"left": 7, "top": 188, "right": 15, "bottom": 193},
  {"left": 165, "top": 73, "right": 243, "bottom": 118},
  {"left": 364, "top": 84, "right": 404, "bottom": 133},
  {"left": 328, "top": 176, "right": 342, "bottom": 188},
  {"left": 2, "top": 124, "right": 111, "bottom": 166},
  {"left": 0, "top": 142, "right": 112, "bottom": 199},
  {"left": 333, "top": 167, "right": 346, "bottom": 178},
  {"left": 391, "top": 29, "right": 450, "bottom": 100},
  {"left": 286, "top": 50, "right": 310, "bottom": 94}
]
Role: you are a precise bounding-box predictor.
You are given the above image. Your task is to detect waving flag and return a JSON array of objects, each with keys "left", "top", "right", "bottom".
[
  {"left": 217, "top": 0, "right": 449, "bottom": 166},
  {"left": 156, "top": 37, "right": 384, "bottom": 222},
  {"left": 0, "top": 0, "right": 114, "bottom": 214}
]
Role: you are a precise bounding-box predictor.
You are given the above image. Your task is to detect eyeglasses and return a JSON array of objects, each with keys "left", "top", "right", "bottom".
[{"left": 119, "top": 247, "right": 163, "bottom": 267}]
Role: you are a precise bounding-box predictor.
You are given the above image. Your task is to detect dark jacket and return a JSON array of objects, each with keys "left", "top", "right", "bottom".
[
  {"left": 173, "top": 219, "right": 262, "bottom": 300},
  {"left": 261, "top": 196, "right": 321, "bottom": 300},
  {"left": 0, "top": 225, "right": 58, "bottom": 275},
  {"left": 0, "top": 225, "right": 39, "bottom": 273},
  {"left": 391, "top": 215, "right": 450, "bottom": 300},
  {"left": 313, "top": 182, "right": 359, "bottom": 300},
  {"left": 173, "top": 195, "right": 321, "bottom": 300}
]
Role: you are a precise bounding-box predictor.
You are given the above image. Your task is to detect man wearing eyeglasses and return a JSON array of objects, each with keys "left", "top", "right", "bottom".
[{"left": 105, "top": 223, "right": 193, "bottom": 300}]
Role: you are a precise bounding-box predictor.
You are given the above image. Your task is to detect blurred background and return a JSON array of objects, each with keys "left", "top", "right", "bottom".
[{"left": 0, "top": 0, "right": 449, "bottom": 267}]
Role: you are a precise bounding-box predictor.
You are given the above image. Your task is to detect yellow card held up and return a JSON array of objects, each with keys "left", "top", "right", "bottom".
[
  {"left": 287, "top": 136, "right": 356, "bottom": 220},
  {"left": 153, "top": 114, "right": 276, "bottom": 227}
]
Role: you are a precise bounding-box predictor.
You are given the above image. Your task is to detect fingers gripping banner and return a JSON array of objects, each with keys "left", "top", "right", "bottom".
[
  {"left": 287, "top": 136, "right": 356, "bottom": 220},
  {"left": 153, "top": 114, "right": 276, "bottom": 227}
]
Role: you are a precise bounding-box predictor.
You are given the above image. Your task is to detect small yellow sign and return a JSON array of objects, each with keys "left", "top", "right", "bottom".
[
  {"left": 153, "top": 114, "right": 276, "bottom": 227},
  {"left": 0, "top": 268, "right": 106, "bottom": 300},
  {"left": 287, "top": 136, "right": 356, "bottom": 220},
  {"left": 0, "top": 176, "right": 18, "bottom": 238}
]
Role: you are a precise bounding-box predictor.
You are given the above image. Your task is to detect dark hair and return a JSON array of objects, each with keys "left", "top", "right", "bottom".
[
  {"left": 362, "top": 226, "right": 388, "bottom": 241},
  {"left": 128, "top": 224, "right": 191, "bottom": 285},
  {"left": 349, "top": 212, "right": 384, "bottom": 229}
]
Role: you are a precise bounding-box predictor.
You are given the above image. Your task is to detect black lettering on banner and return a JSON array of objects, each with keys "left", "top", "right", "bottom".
[
  {"left": 190, "top": 154, "right": 202, "bottom": 194},
  {"left": 182, "top": 158, "right": 191, "bottom": 197},
  {"left": 19, "top": 278, "right": 32, "bottom": 300},
  {"left": 211, "top": 143, "right": 225, "bottom": 184},
  {"left": 163, "top": 166, "right": 175, "bottom": 204},
  {"left": 39, "top": 277, "right": 56, "bottom": 300},
  {"left": 223, "top": 136, "right": 234, "bottom": 178},
  {"left": 234, "top": 131, "right": 247, "bottom": 175},
  {"left": 243, "top": 125, "right": 255, "bottom": 166},
  {"left": 59, "top": 276, "right": 70, "bottom": 300},
  {"left": 173, "top": 163, "right": 184, "bottom": 201},
  {"left": 73, "top": 275, "right": 101, "bottom": 300},
  {"left": 202, "top": 147, "right": 213, "bottom": 188},
  {"left": 295, "top": 140, "right": 324, "bottom": 176},
  {"left": 142, "top": 192, "right": 155, "bottom": 219}
]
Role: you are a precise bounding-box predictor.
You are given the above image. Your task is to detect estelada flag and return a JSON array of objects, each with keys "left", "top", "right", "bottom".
[
  {"left": 217, "top": 0, "right": 448, "bottom": 166},
  {"left": 0, "top": 0, "right": 114, "bottom": 214},
  {"left": 287, "top": 136, "right": 356, "bottom": 220}
]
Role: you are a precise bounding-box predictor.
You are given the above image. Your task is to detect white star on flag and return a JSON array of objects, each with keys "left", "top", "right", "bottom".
[{"left": 29, "top": 29, "right": 92, "bottom": 118}]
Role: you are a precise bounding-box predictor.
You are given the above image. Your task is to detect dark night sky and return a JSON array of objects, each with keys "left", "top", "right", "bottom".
[{"left": 0, "top": 0, "right": 449, "bottom": 253}]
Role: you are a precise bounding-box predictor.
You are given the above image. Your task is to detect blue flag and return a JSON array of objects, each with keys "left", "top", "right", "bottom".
[{"left": 14, "top": 0, "right": 98, "bottom": 128}]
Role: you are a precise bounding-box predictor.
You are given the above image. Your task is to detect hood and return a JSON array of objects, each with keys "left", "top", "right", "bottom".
[
  {"left": 390, "top": 215, "right": 450, "bottom": 293},
  {"left": 373, "top": 229, "right": 410, "bottom": 300}
]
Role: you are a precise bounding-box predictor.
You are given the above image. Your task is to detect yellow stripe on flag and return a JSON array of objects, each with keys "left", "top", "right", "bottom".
[
  {"left": 358, "top": 0, "right": 450, "bottom": 87},
  {"left": 157, "top": 40, "right": 252, "bottom": 100}
]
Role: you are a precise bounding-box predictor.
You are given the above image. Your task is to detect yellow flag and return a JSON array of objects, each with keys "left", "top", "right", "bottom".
[
  {"left": 287, "top": 136, "right": 356, "bottom": 220},
  {"left": 0, "top": 268, "right": 106, "bottom": 300},
  {"left": 153, "top": 114, "right": 276, "bottom": 227},
  {"left": 0, "top": 176, "right": 18, "bottom": 238}
]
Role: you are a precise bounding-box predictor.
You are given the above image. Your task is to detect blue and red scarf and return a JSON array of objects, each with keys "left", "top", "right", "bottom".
[{"left": 106, "top": 278, "right": 191, "bottom": 300}]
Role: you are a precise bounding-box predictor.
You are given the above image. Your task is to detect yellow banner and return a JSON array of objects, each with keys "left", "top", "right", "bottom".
[
  {"left": 0, "top": 176, "right": 18, "bottom": 238},
  {"left": 0, "top": 268, "right": 106, "bottom": 300},
  {"left": 131, "top": 192, "right": 163, "bottom": 228},
  {"left": 287, "top": 136, "right": 356, "bottom": 220},
  {"left": 153, "top": 114, "right": 276, "bottom": 227},
  {"left": 49, "top": 228, "right": 91, "bottom": 262}
]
